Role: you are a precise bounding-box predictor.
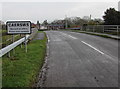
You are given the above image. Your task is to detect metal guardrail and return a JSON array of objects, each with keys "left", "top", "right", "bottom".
[
  {"left": 0, "top": 35, "right": 29, "bottom": 57},
  {"left": 0, "top": 28, "right": 38, "bottom": 57}
]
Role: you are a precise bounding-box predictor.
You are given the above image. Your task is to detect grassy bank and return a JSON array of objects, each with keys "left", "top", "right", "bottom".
[{"left": 2, "top": 31, "right": 47, "bottom": 87}]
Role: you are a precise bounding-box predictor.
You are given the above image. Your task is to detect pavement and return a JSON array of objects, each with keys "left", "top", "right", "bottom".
[
  {"left": 37, "top": 31, "right": 118, "bottom": 87},
  {"left": 33, "top": 32, "right": 44, "bottom": 40}
]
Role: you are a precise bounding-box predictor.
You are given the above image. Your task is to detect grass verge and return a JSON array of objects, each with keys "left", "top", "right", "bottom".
[{"left": 2, "top": 31, "right": 47, "bottom": 87}]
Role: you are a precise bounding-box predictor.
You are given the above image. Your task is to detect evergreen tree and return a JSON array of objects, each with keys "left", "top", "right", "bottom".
[{"left": 103, "top": 8, "right": 120, "bottom": 25}]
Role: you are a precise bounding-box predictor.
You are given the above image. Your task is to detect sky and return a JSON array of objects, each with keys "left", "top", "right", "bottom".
[{"left": 0, "top": 0, "right": 120, "bottom": 23}]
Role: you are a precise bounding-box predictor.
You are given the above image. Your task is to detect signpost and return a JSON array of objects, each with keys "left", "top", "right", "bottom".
[
  {"left": 6, "top": 21, "right": 31, "bottom": 54},
  {"left": 7, "top": 21, "right": 31, "bottom": 34}
]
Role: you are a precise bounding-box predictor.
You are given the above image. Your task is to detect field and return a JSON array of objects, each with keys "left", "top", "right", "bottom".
[{"left": 1, "top": 29, "right": 25, "bottom": 48}]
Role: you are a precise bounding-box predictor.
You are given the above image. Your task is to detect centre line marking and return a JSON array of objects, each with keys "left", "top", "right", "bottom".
[
  {"left": 81, "top": 41, "right": 104, "bottom": 55},
  {"left": 60, "top": 32, "right": 77, "bottom": 39},
  {"left": 68, "top": 34, "right": 77, "bottom": 39}
]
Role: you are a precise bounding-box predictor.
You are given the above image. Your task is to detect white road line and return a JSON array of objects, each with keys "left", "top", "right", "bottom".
[
  {"left": 81, "top": 41, "right": 105, "bottom": 55},
  {"left": 81, "top": 41, "right": 117, "bottom": 63},
  {"left": 68, "top": 34, "right": 77, "bottom": 39},
  {"left": 60, "top": 32, "right": 77, "bottom": 39}
]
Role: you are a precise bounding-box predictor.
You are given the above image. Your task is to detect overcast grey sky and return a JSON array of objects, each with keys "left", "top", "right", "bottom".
[{"left": 1, "top": 0, "right": 119, "bottom": 23}]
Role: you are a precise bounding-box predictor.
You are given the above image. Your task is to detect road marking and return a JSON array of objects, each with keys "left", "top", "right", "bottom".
[
  {"left": 81, "top": 41, "right": 104, "bottom": 55},
  {"left": 81, "top": 41, "right": 118, "bottom": 63},
  {"left": 68, "top": 34, "right": 77, "bottom": 39},
  {"left": 60, "top": 32, "right": 77, "bottom": 39}
]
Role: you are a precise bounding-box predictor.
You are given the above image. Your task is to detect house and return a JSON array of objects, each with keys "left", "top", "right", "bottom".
[{"left": 47, "top": 24, "right": 65, "bottom": 30}]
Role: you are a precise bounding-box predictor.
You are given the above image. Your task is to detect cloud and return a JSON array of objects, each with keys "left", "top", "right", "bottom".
[
  {"left": 1, "top": 0, "right": 120, "bottom": 2},
  {"left": 1, "top": 2, "right": 118, "bottom": 23}
]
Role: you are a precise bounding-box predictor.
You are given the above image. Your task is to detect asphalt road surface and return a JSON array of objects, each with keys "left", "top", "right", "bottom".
[{"left": 43, "top": 31, "right": 118, "bottom": 87}]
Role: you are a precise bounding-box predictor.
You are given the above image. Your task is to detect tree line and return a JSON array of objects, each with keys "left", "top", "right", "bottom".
[{"left": 41, "top": 7, "right": 120, "bottom": 28}]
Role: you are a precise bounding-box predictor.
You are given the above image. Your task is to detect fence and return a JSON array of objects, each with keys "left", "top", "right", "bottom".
[
  {"left": 0, "top": 28, "right": 38, "bottom": 57},
  {"left": 81, "top": 25, "right": 120, "bottom": 35},
  {"left": 1, "top": 35, "right": 24, "bottom": 48}
]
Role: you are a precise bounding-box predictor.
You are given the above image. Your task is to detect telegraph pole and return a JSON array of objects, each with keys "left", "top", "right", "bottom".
[
  {"left": 65, "top": 15, "right": 68, "bottom": 29},
  {"left": 37, "top": 21, "right": 40, "bottom": 30},
  {"left": 90, "top": 14, "right": 91, "bottom": 20}
]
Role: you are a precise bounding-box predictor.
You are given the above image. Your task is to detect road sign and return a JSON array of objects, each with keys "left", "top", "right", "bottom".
[{"left": 6, "top": 21, "right": 31, "bottom": 34}]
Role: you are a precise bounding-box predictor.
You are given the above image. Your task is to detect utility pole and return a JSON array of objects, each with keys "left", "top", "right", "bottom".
[
  {"left": 90, "top": 14, "right": 91, "bottom": 20},
  {"left": 65, "top": 15, "right": 68, "bottom": 29},
  {"left": 37, "top": 21, "right": 40, "bottom": 30}
]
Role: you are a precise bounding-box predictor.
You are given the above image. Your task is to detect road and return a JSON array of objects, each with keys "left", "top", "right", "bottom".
[{"left": 42, "top": 31, "right": 118, "bottom": 87}]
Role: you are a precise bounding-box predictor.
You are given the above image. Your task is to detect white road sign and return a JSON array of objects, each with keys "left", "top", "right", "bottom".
[{"left": 7, "top": 21, "right": 31, "bottom": 34}]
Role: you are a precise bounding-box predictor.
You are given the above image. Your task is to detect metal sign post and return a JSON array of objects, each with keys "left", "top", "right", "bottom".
[
  {"left": 25, "top": 35, "right": 27, "bottom": 53},
  {"left": 8, "top": 52, "right": 10, "bottom": 58},
  {"left": 12, "top": 34, "right": 15, "bottom": 54},
  {"left": 7, "top": 36, "right": 10, "bottom": 58},
  {"left": 20, "top": 34, "right": 23, "bottom": 48}
]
